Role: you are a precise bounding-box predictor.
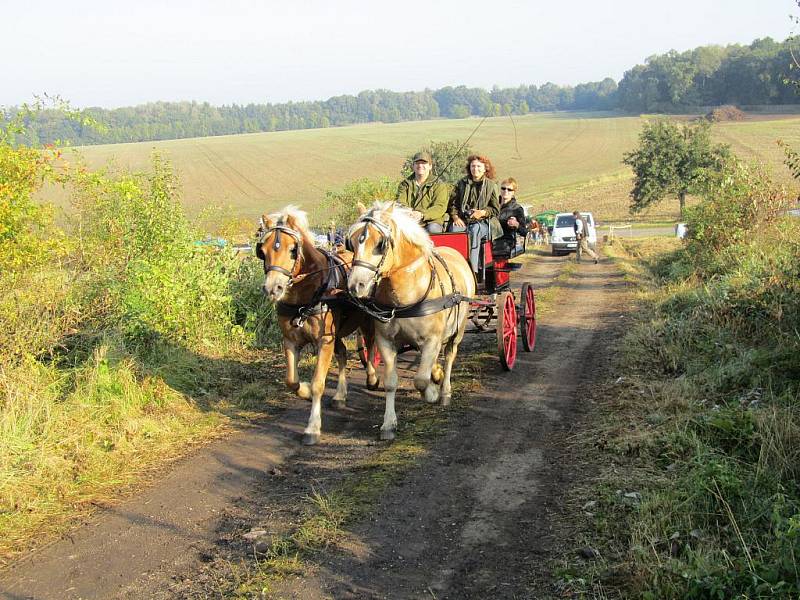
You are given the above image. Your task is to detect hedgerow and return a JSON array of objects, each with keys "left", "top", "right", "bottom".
[{"left": 0, "top": 112, "right": 275, "bottom": 561}]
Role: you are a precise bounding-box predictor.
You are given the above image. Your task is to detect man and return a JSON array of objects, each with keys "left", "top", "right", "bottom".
[
  {"left": 395, "top": 151, "right": 449, "bottom": 233},
  {"left": 573, "top": 210, "right": 599, "bottom": 264}
]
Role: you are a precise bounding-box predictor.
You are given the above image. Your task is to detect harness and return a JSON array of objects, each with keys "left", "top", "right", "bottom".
[{"left": 349, "top": 213, "right": 471, "bottom": 323}]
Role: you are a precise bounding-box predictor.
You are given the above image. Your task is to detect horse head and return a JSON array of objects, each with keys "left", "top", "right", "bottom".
[
  {"left": 256, "top": 207, "right": 309, "bottom": 301},
  {"left": 347, "top": 201, "right": 432, "bottom": 299}
]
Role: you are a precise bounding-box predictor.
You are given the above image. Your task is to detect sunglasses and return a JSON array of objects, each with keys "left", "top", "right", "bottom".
[{"left": 500, "top": 187, "right": 515, "bottom": 192}]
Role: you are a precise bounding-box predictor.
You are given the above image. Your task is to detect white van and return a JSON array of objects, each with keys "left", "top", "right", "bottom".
[{"left": 550, "top": 212, "right": 597, "bottom": 256}]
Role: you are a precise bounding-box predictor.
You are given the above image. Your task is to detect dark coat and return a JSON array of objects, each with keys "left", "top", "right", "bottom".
[
  {"left": 493, "top": 198, "right": 527, "bottom": 255},
  {"left": 449, "top": 177, "right": 502, "bottom": 239}
]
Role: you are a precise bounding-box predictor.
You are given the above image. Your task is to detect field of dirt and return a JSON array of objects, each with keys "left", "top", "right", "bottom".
[{"left": 0, "top": 248, "right": 632, "bottom": 600}]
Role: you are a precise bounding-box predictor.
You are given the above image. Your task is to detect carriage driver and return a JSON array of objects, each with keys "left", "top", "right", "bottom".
[{"left": 395, "top": 151, "right": 449, "bottom": 233}]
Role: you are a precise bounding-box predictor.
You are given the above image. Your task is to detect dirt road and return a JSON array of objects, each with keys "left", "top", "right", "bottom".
[{"left": 0, "top": 251, "right": 628, "bottom": 600}]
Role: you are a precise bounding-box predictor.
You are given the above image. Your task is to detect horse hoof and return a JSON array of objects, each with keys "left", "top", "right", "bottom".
[
  {"left": 379, "top": 429, "right": 396, "bottom": 442},
  {"left": 331, "top": 399, "right": 346, "bottom": 410},
  {"left": 367, "top": 378, "right": 381, "bottom": 391},
  {"left": 302, "top": 433, "right": 320, "bottom": 446},
  {"left": 441, "top": 394, "right": 452, "bottom": 407}
]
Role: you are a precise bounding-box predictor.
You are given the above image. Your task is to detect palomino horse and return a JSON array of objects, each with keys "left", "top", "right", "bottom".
[
  {"left": 347, "top": 201, "right": 475, "bottom": 440},
  {"left": 257, "top": 206, "right": 379, "bottom": 445}
]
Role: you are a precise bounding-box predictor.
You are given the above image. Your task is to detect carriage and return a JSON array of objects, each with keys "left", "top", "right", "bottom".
[
  {"left": 428, "top": 231, "right": 536, "bottom": 370},
  {"left": 258, "top": 203, "right": 537, "bottom": 443}
]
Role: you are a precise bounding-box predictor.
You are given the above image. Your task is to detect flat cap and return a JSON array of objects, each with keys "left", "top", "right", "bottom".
[{"left": 411, "top": 151, "right": 432, "bottom": 164}]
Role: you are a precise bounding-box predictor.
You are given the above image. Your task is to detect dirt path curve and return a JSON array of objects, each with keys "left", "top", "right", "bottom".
[{"left": 0, "top": 250, "right": 627, "bottom": 600}]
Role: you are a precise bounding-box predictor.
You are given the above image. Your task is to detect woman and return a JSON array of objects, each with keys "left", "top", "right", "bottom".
[
  {"left": 449, "top": 155, "right": 502, "bottom": 275},
  {"left": 493, "top": 177, "right": 527, "bottom": 256}
]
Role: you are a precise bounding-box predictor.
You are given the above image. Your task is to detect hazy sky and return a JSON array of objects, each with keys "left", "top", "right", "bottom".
[{"left": 3, "top": 0, "right": 796, "bottom": 109}]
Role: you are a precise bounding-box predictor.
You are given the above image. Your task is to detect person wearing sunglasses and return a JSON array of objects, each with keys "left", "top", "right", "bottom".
[
  {"left": 449, "top": 154, "right": 502, "bottom": 275},
  {"left": 493, "top": 177, "right": 528, "bottom": 256},
  {"left": 395, "top": 151, "right": 449, "bottom": 233}
]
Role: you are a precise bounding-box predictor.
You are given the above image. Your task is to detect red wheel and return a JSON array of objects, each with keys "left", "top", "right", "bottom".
[
  {"left": 497, "top": 291, "right": 517, "bottom": 371},
  {"left": 519, "top": 282, "right": 537, "bottom": 352}
]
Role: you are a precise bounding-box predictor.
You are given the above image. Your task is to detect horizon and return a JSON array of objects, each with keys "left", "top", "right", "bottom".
[{"left": 3, "top": 0, "right": 796, "bottom": 110}]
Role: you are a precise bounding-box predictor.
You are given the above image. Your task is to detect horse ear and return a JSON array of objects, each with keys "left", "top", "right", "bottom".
[
  {"left": 261, "top": 214, "right": 274, "bottom": 229},
  {"left": 356, "top": 202, "right": 367, "bottom": 215}
]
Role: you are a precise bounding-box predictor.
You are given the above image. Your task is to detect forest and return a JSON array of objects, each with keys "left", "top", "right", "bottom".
[{"left": 6, "top": 36, "right": 797, "bottom": 146}]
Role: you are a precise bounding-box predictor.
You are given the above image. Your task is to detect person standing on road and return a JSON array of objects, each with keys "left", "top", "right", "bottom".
[
  {"left": 395, "top": 151, "right": 449, "bottom": 233},
  {"left": 449, "top": 154, "right": 502, "bottom": 275},
  {"left": 573, "top": 210, "right": 599, "bottom": 264}
]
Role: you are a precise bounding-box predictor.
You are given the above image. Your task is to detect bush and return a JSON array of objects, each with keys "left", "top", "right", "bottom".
[
  {"left": 685, "top": 158, "right": 795, "bottom": 266},
  {"left": 320, "top": 176, "right": 397, "bottom": 226}
]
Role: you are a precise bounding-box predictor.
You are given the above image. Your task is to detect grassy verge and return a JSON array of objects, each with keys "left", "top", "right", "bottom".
[{"left": 554, "top": 228, "right": 800, "bottom": 599}]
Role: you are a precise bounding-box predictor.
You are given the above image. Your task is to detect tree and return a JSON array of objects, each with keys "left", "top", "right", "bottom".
[
  {"left": 400, "top": 140, "right": 475, "bottom": 186},
  {"left": 622, "top": 119, "right": 730, "bottom": 217}
]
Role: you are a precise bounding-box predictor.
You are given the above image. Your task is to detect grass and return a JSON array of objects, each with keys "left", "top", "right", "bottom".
[
  {"left": 0, "top": 336, "right": 278, "bottom": 564},
  {"left": 46, "top": 112, "right": 799, "bottom": 229},
  {"left": 554, "top": 228, "right": 800, "bottom": 599}
]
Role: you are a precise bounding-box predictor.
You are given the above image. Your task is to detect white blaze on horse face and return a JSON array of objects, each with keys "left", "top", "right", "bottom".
[
  {"left": 347, "top": 248, "right": 377, "bottom": 298},
  {"left": 263, "top": 269, "right": 290, "bottom": 301}
]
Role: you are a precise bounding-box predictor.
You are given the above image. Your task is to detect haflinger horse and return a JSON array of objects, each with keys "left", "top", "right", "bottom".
[
  {"left": 257, "top": 206, "right": 380, "bottom": 445},
  {"left": 346, "top": 201, "right": 476, "bottom": 441}
]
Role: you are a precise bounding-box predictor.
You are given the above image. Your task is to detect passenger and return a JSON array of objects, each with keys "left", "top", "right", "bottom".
[
  {"left": 395, "top": 151, "right": 449, "bottom": 233},
  {"left": 493, "top": 177, "right": 527, "bottom": 256},
  {"left": 449, "top": 154, "right": 502, "bottom": 275}
]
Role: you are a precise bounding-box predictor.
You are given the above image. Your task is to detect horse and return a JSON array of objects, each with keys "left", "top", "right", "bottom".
[
  {"left": 346, "top": 201, "right": 476, "bottom": 441},
  {"left": 257, "top": 206, "right": 380, "bottom": 445}
]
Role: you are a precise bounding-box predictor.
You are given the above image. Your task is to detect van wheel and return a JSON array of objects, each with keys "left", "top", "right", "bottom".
[{"left": 551, "top": 247, "right": 558, "bottom": 256}]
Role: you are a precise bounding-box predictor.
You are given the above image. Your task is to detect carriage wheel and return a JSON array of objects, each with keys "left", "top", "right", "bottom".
[
  {"left": 519, "top": 282, "right": 537, "bottom": 352},
  {"left": 496, "top": 291, "right": 517, "bottom": 371}
]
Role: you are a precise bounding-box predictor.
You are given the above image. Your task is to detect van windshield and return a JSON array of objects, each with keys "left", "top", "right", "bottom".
[{"left": 555, "top": 215, "right": 575, "bottom": 228}]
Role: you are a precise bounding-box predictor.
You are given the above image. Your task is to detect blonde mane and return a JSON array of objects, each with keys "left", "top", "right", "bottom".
[
  {"left": 269, "top": 205, "right": 314, "bottom": 245},
  {"left": 349, "top": 200, "right": 433, "bottom": 256}
]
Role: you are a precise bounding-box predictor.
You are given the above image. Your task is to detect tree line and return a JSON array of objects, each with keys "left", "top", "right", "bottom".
[{"left": 6, "top": 36, "right": 796, "bottom": 147}]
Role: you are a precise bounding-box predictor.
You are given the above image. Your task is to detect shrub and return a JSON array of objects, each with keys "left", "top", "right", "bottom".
[{"left": 320, "top": 176, "right": 397, "bottom": 226}]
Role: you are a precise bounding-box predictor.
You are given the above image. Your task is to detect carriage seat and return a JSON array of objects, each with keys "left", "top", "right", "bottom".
[{"left": 492, "top": 232, "right": 527, "bottom": 260}]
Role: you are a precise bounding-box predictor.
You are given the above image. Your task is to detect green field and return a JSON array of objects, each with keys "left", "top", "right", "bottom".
[{"left": 52, "top": 112, "right": 800, "bottom": 228}]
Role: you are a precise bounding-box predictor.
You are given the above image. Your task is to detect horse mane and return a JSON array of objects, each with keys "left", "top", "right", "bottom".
[
  {"left": 351, "top": 200, "right": 433, "bottom": 256},
  {"left": 269, "top": 205, "right": 315, "bottom": 246}
]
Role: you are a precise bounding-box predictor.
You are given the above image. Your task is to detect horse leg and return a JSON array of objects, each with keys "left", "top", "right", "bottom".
[
  {"left": 285, "top": 342, "right": 311, "bottom": 400},
  {"left": 441, "top": 315, "right": 468, "bottom": 406},
  {"left": 415, "top": 339, "right": 442, "bottom": 404},
  {"left": 303, "top": 338, "right": 335, "bottom": 445},
  {"left": 377, "top": 337, "right": 399, "bottom": 441},
  {"left": 440, "top": 338, "right": 460, "bottom": 407},
  {"left": 331, "top": 337, "right": 348, "bottom": 410},
  {"left": 431, "top": 362, "right": 444, "bottom": 385}
]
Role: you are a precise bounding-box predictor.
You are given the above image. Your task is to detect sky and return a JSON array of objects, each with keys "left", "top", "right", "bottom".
[{"left": 3, "top": 0, "right": 797, "bottom": 109}]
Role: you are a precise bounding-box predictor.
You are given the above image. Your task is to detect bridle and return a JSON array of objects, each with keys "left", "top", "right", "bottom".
[
  {"left": 348, "top": 215, "right": 394, "bottom": 283},
  {"left": 256, "top": 219, "right": 303, "bottom": 285}
]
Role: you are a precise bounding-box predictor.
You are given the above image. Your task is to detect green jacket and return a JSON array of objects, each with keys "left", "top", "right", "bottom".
[
  {"left": 395, "top": 175, "right": 450, "bottom": 226},
  {"left": 449, "top": 177, "right": 503, "bottom": 240}
]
